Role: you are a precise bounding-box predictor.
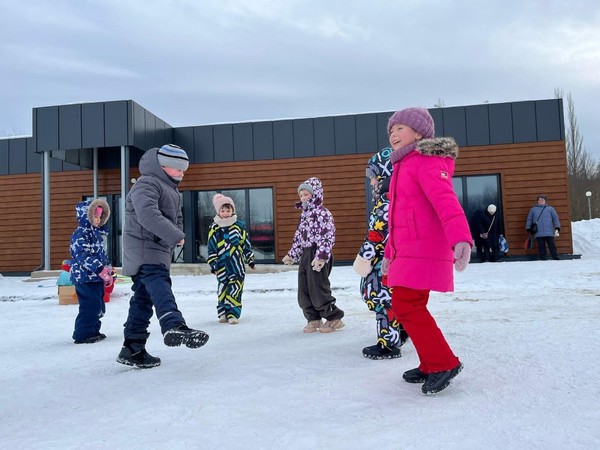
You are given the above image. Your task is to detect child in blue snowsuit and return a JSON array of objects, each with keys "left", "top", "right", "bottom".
[
  {"left": 353, "top": 148, "right": 409, "bottom": 359},
  {"left": 207, "top": 193, "right": 255, "bottom": 324},
  {"left": 70, "top": 199, "right": 114, "bottom": 344}
]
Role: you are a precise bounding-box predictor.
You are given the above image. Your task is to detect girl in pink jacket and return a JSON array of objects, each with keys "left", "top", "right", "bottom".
[{"left": 383, "top": 107, "right": 472, "bottom": 395}]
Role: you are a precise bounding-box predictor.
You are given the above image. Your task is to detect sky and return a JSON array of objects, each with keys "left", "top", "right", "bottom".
[
  {"left": 1, "top": 0, "right": 599, "bottom": 159},
  {"left": 0, "top": 218, "right": 599, "bottom": 449}
]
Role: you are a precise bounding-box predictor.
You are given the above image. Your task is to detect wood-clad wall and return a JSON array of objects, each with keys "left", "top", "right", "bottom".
[
  {"left": 0, "top": 140, "right": 571, "bottom": 273},
  {"left": 456, "top": 141, "right": 572, "bottom": 255}
]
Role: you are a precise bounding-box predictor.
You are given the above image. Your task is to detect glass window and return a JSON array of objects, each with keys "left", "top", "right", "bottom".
[{"left": 194, "top": 188, "right": 275, "bottom": 263}]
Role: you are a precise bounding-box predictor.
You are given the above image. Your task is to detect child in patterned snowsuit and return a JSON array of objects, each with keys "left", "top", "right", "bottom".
[
  {"left": 353, "top": 148, "right": 409, "bottom": 359},
  {"left": 207, "top": 193, "right": 255, "bottom": 324},
  {"left": 70, "top": 199, "right": 114, "bottom": 344},
  {"left": 282, "top": 177, "right": 344, "bottom": 333}
]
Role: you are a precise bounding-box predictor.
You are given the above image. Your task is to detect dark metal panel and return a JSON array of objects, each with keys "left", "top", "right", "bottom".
[
  {"left": 233, "top": 122, "right": 253, "bottom": 161},
  {"left": 252, "top": 122, "right": 273, "bottom": 160},
  {"left": 155, "top": 118, "right": 168, "bottom": 148},
  {"left": 132, "top": 102, "right": 146, "bottom": 150},
  {"left": 213, "top": 124, "right": 234, "bottom": 162},
  {"left": 98, "top": 147, "right": 121, "bottom": 169},
  {"left": 9, "top": 139, "right": 27, "bottom": 174},
  {"left": 59, "top": 104, "right": 82, "bottom": 150},
  {"left": 64, "top": 148, "right": 80, "bottom": 166},
  {"left": 334, "top": 115, "right": 356, "bottom": 155},
  {"left": 145, "top": 110, "right": 156, "bottom": 149},
  {"left": 293, "top": 118, "right": 314, "bottom": 157},
  {"left": 489, "top": 103, "right": 513, "bottom": 144},
  {"left": 442, "top": 107, "right": 467, "bottom": 146},
  {"left": 314, "top": 117, "right": 335, "bottom": 157},
  {"left": 79, "top": 148, "right": 93, "bottom": 169},
  {"left": 429, "top": 108, "right": 444, "bottom": 137},
  {"left": 512, "top": 101, "right": 537, "bottom": 143},
  {"left": 535, "top": 99, "right": 562, "bottom": 141},
  {"left": 26, "top": 137, "right": 40, "bottom": 173},
  {"left": 273, "top": 120, "right": 293, "bottom": 159},
  {"left": 356, "top": 113, "right": 378, "bottom": 154},
  {"left": 376, "top": 112, "right": 392, "bottom": 150},
  {"left": 82, "top": 103, "right": 105, "bottom": 148},
  {"left": 173, "top": 127, "right": 194, "bottom": 162},
  {"left": 104, "top": 101, "right": 129, "bottom": 147},
  {"left": 0, "top": 140, "right": 9, "bottom": 175},
  {"left": 193, "top": 126, "right": 214, "bottom": 163},
  {"left": 36, "top": 106, "right": 59, "bottom": 152},
  {"left": 465, "top": 105, "right": 490, "bottom": 146}
]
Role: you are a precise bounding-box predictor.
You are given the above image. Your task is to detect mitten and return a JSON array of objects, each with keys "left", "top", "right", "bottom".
[
  {"left": 453, "top": 242, "right": 471, "bottom": 272},
  {"left": 311, "top": 258, "right": 326, "bottom": 272},
  {"left": 249, "top": 262, "right": 256, "bottom": 270},
  {"left": 99, "top": 266, "right": 114, "bottom": 287},
  {"left": 381, "top": 257, "right": 390, "bottom": 275},
  {"left": 282, "top": 255, "right": 294, "bottom": 265},
  {"left": 353, "top": 254, "right": 372, "bottom": 277},
  {"left": 554, "top": 229, "right": 560, "bottom": 237}
]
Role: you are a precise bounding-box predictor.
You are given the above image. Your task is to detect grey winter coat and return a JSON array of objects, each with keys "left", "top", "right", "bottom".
[
  {"left": 122, "top": 147, "right": 185, "bottom": 276},
  {"left": 526, "top": 204, "right": 561, "bottom": 238}
]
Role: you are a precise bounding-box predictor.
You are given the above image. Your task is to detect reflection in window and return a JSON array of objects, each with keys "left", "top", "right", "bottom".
[{"left": 194, "top": 188, "right": 274, "bottom": 263}]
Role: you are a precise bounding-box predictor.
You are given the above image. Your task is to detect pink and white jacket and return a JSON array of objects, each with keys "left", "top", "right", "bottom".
[{"left": 385, "top": 138, "right": 473, "bottom": 292}]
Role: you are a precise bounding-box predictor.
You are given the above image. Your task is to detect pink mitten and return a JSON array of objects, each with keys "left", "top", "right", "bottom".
[
  {"left": 381, "top": 257, "right": 390, "bottom": 275},
  {"left": 282, "top": 255, "right": 294, "bottom": 265},
  {"left": 99, "top": 266, "right": 114, "bottom": 287},
  {"left": 453, "top": 242, "right": 471, "bottom": 272}
]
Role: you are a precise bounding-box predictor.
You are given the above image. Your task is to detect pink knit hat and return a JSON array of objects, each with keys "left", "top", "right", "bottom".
[
  {"left": 213, "top": 193, "right": 235, "bottom": 214},
  {"left": 387, "top": 107, "right": 435, "bottom": 139}
]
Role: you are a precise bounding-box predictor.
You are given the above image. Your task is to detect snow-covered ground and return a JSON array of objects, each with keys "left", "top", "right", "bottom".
[{"left": 1, "top": 220, "right": 599, "bottom": 449}]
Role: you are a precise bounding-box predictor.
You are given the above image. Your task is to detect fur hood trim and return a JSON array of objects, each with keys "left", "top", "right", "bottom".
[{"left": 416, "top": 137, "right": 459, "bottom": 160}]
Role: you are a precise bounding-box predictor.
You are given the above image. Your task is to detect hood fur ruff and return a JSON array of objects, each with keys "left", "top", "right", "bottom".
[{"left": 416, "top": 137, "right": 459, "bottom": 160}]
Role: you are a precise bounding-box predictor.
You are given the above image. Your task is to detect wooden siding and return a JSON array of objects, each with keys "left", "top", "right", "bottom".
[{"left": 0, "top": 140, "right": 572, "bottom": 273}]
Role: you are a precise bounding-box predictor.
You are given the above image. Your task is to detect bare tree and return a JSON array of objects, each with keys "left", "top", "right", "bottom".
[{"left": 555, "top": 88, "right": 600, "bottom": 220}]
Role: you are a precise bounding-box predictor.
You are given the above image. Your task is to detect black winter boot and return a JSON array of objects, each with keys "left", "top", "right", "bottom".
[
  {"left": 163, "top": 324, "right": 209, "bottom": 349},
  {"left": 402, "top": 367, "right": 428, "bottom": 384},
  {"left": 116, "top": 339, "right": 161, "bottom": 369},
  {"left": 421, "top": 363, "right": 463, "bottom": 395},
  {"left": 362, "top": 343, "right": 401, "bottom": 360}
]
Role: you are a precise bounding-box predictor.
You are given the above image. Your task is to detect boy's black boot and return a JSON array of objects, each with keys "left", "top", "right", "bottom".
[
  {"left": 163, "top": 324, "right": 209, "bottom": 349},
  {"left": 362, "top": 343, "right": 401, "bottom": 360},
  {"left": 421, "top": 363, "right": 463, "bottom": 395},
  {"left": 116, "top": 339, "right": 161, "bottom": 369}
]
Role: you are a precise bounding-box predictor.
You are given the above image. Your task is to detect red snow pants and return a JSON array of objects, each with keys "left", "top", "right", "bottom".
[{"left": 391, "top": 286, "right": 460, "bottom": 373}]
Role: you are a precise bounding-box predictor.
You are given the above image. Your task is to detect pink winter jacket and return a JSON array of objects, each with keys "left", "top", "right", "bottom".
[{"left": 385, "top": 138, "right": 473, "bottom": 292}]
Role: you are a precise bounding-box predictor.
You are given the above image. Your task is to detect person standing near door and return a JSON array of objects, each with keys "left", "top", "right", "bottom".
[{"left": 526, "top": 195, "right": 561, "bottom": 260}]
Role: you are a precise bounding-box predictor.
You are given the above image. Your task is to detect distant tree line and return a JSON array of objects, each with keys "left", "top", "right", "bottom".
[{"left": 555, "top": 89, "right": 600, "bottom": 221}]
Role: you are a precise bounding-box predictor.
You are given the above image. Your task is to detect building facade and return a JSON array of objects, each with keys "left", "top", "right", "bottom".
[{"left": 0, "top": 99, "right": 571, "bottom": 274}]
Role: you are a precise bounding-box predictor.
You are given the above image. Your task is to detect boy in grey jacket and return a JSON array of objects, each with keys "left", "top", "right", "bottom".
[{"left": 117, "top": 144, "right": 209, "bottom": 369}]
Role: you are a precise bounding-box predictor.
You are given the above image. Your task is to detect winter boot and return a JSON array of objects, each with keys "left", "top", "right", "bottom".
[
  {"left": 303, "top": 320, "right": 322, "bottom": 333},
  {"left": 318, "top": 319, "right": 345, "bottom": 333},
  {"left": 163, "top": 324, "right": 209, "bottom": 348},
  {"left": 402, "top": 367, "right": 428, "bottom": 384},
  {"left": 421, "top": 363, "right": 463, "bottom": 395},
  {"left": 116, "top": 339, "right": 161, "bottom": 369},
  {"left": 74, "top": 333, "right": 106, "bottom": 344},
  {"left": 228, "top": 317, "right": 239, "bottom": 324},
  {"left": 362, "top": 343, "right": 401, "bottom": 360}
]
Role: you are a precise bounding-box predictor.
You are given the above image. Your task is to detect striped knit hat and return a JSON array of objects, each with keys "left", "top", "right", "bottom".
[{"left": 157, "top": 144, "right": 189, "bottom": 171}]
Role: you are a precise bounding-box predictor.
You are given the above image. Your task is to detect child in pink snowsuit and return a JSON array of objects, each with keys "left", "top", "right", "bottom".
[{"left": 383, "top": 107, "right": 473, "bottom": 395}]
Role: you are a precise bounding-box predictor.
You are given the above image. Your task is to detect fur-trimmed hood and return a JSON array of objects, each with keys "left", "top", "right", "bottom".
[
  {"left": 75, "top": 198, "right": 110, "bottom": 229},
  {"left": 416, "top": 137, "right": 459, "bottom": 160}
]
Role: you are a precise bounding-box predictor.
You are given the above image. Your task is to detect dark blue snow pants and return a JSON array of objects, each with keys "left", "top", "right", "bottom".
[
  {"left": 73, "top": 282, "right": 105, "bottom": 341},
  {"left": 123, "top": 264, "right": 186, "bottom": 340}
]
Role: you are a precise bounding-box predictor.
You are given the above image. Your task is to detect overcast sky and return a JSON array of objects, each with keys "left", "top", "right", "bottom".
[{"left": 1, "top": 0, "right": 599, "bottom": 157}]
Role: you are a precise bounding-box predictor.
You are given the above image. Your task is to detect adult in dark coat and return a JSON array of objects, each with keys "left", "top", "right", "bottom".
[{"left": 475, "top": 204, "right": 501, "bottom": 262}]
